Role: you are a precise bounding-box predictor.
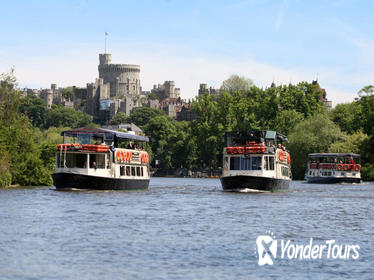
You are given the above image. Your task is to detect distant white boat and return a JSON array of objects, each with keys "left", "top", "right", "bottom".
[{"left": 305, "top": 153, "right": 361, "bottom": 184}]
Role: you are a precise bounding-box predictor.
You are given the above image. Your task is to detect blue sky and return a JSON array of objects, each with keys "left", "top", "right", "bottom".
[{"left": 1, "top": 0, "right": 374, "bottom": 105}]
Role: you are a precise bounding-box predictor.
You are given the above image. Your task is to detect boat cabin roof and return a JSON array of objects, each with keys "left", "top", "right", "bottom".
[
  {"left": 225, "top": 130, "right": 289, "bottom": 144},
  {"left": 61, "top": 127, "right": 149, "bottom": 142},
  {"left": 308, "top": 153, "right": 360, "bottom": 158}
]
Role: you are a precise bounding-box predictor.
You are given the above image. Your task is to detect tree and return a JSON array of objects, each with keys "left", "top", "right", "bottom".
[
  {"left": 128, "top": 107, "right": 166, "bottom": 127},
  {"left": 191, "top": 92, "right": 225, "bottom": 167},
  {"left": 144, "top": 115, "right": 177, "bottom": 170},
  {"left": 0, "top": 70, "right": 52, "bottom": 186},
  {"left": 110, "top": 112, "right": 128, "bottom": 125},
  {"left": 278, "top": 82, "right": 324, "bottom": 118},
  {"left": 61, "top": 87, "right": 74, "bottom": 100},
  {"left": 328, "top": 131, "right": 369, "bottom": 154},
  {"left": 330, "top": 102, "right": 362, "bottom": 134},
  {"left": 19, "top": 94, "right": 46, "bottom": 127},
  {"left": 147, "top": 93, "right": 159, "bottom": 100},
  {"left": 288, "top": 114, "right": 342, "bottom": 179},
  {"left": 221, "top": 74, "right": 254, "bottom": 93},
  {"left": 274, "top": 110, "right": 304, "bottom": 136},
  {"left": 45, "top": 105, "right": 93, "bottom": 129},
  {"left": 358, "top": 85, "right": 374, "bottom": 97}
]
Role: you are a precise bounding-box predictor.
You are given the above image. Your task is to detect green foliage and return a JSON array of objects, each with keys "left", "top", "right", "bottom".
[
  {"left": 0, "top": 70, "right": 53, "bottom": 186},
  {"left": 144, "top": 115, "right": 197, "bottom": 170},
  {"left": 110, "top": 112, "right": 128, "bottom": 125},
  {"left": 191, "top": 93, "right": 225, "bottom": 167},
  {"left": 359, "top": 135, "right": 374, "bottom": 181},
  {"left": 128, "top": 107, "right": 166, "bottom": 127},
  {"left": 221, "top": 74, "right": 254, "bottom": 93},
  {"left": 288, "top": 114, "right": 342, "bottom": 179},
  {"left": 147, "top": 93, "right": 159, "bottom": 100},
  {"left": 358, "top": 94, "right": 374, "bottom": 135},
  {"left": 274, "top": 110, "right": 304, "bottom": 136},
  {"left": 328, "top": 131, "right": 369, "bottom": 154},
  {"left": 145, "top": 115, "right": 178, "bottom": 169},
  {"left": 278, "top": 82, "right": 324, "bottom": 118},
  {"left": 39, "top": 126, "right": 68, "bottom": 144},
  {"left": 361, "top": 163, "right": 374, "bottom": 181},
  {"left": 19, "top": 94, "right": 46, "bottom": 127},
  {"left": 61, "top": 87, "right": 74, "bottom": 100},
  {"left": 330, "top": 88, "right": 374, "bottom": 180},
  {"left": 330, "top": 102, "right": 362, "bottom": 134},
  {"left": 190, "top": 80, "right": 326, "bottom": 169},
  {"left": 0, "top": 149, "right": 12, "bottom": 187},
  {"left": 45, "top": 105, "right": 93, "bottom": 129}
]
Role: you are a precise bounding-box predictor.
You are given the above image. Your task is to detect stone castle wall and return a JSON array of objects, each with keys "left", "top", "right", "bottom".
[{"left": 98, "top": 54, "right": 141, "bottom": 98}]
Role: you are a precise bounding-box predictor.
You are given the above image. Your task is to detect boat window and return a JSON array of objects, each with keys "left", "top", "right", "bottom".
[
  {"left": 120, "top": 166, "right": 125, "bottom": 176},
  {"left": 251, "top": 157, "right": 262, "bottom": 170},
  {"left": 131, "top": 166, "right": 136, "bottom": 176},
  {"left": 141, "top": 167, "right": 144, "bottom": 177},
  {"left": 229, "top": 157, "right": 262, "bottom": 171},
  {"left": 230, "top": 157, "right": 241, "bottom": 170},
  {"left": 136, "top": 166, "right": 141, "bottom": 176},
  {"left": 264, "top": 156, "right": 274, "bottom": 171},
  {"left": 126, "top": 166, "right": 130, "bottom": 176},
  {"left": 62, "top": 153, "right": 87, "bottom": 168},
  {"left": 281, "top": 166, "right": 289, "bottom": 177},
  {"left": 269, "top": 156, "right": 274, "bottom": 170},
  {"left": 90, "top": 154, "right": 105, "bottom": 169}
]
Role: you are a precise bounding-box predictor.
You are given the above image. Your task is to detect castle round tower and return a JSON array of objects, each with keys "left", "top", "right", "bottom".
[{"left": 98, "top": 54, "right": 141, "bottom": 98}]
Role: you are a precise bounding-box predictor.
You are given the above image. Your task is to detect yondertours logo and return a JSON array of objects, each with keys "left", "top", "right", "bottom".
[{"left": 255, "top": 232, "right": 360, "bottom": 266}]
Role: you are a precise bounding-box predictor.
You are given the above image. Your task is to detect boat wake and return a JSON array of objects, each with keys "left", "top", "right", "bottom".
[
  {"left": 238, "top": 188, "right": 271, "bottom": 193},
  {"left": 224, "top": 188, "right": 271, "bottom": 193}
]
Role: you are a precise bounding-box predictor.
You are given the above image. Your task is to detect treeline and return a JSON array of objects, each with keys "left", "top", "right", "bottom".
[
  {"left": 0, "top": 71, "right": 95, "bottom": 187},
  {"left": 115, "top": 76, "right": 374, "bottom": 181},
  {"left": 0, "top": 72, "right": 373, "bottom": 187}
]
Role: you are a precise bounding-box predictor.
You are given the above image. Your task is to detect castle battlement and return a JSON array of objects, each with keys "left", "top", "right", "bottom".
[{"left": 98, "top": 64, "right": 140, "bottom": 72}]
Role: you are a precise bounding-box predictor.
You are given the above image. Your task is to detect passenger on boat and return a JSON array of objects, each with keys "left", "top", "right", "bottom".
[{"left": 92, "top": 161, "right": 97, "bottom": 170}]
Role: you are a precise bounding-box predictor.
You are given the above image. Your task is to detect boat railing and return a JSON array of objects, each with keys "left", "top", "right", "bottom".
[{"left": 309, "top": 163, "right": 361, "bottom": 171}]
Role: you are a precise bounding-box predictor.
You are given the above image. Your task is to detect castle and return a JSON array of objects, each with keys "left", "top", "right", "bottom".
[{"left": 22, "top": 53, "right": 192, "bottom": 123}]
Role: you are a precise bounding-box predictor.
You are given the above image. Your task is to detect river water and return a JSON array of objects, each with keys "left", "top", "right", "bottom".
[{"left": 0, "top": 178, "right": 373, "bottom": 280}]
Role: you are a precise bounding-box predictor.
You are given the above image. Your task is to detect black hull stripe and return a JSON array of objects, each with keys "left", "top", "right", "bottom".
[
  {"left": 220, "top": 175, "right": 290, "bottom": 191},
  {"left": 52, "top": 173, "right": 149, "bottom": 190}
]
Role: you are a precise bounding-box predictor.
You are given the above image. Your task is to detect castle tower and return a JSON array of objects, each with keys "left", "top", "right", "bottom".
[
  {"left": 98, "top": 53, "right": 141, "bottom": 98},
  {"left": 99, "top": 54, "right": 112, "bottom": 65},
  {"left": 45, "top": 90, "right": 53, "bottom": 109}
]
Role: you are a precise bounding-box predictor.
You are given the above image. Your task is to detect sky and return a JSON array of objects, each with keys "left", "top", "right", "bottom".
[{"left": 1, "top": 0, "right": 374, "bottom": 105}]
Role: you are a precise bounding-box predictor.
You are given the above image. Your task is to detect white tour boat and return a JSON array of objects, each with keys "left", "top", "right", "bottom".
[
  {"left": 305, "top": 153, "right": 361, "bottom": 184},
  {"left": 52, "top": 127, "right": 150, "bottom": 190},
  {"left": 221, "top": 131, "right": 291, "bottom": 191}
]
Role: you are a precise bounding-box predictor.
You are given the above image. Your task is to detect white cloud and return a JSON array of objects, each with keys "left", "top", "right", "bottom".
[{"left": 275, "top": 0, "right": 290, "bottom": 32}]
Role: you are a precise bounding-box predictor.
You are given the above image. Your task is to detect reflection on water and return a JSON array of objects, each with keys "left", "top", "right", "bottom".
[{"left": 0, "top": 179, "right": 373, "bottom": 280}]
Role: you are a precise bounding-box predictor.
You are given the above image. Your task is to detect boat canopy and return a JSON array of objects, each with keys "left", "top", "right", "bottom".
[
  {"left": 60, "top": 127, "right": 149, "bottom": 143},
  {"left": 308, "top": 153, "right": 360, "bottom": 158}
]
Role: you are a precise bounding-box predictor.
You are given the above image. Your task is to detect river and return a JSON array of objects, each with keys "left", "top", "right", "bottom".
[{"left": 0, "top": 178, "right": 373, "bottom": 280}]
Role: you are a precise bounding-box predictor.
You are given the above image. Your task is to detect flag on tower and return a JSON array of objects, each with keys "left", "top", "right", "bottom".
[{"left": 105, "top": 32, "right": 108, "bottom": 36}]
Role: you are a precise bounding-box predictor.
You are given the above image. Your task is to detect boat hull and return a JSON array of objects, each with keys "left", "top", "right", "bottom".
[
  {"left": 306, "top": 176, "right": 361, "bottom": 184},
  {"left": 220, "top": 175, "right": 290, "bottom": 191},
  {"left": 52, "top": 172, "right": 149, "bottom": 191}
]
